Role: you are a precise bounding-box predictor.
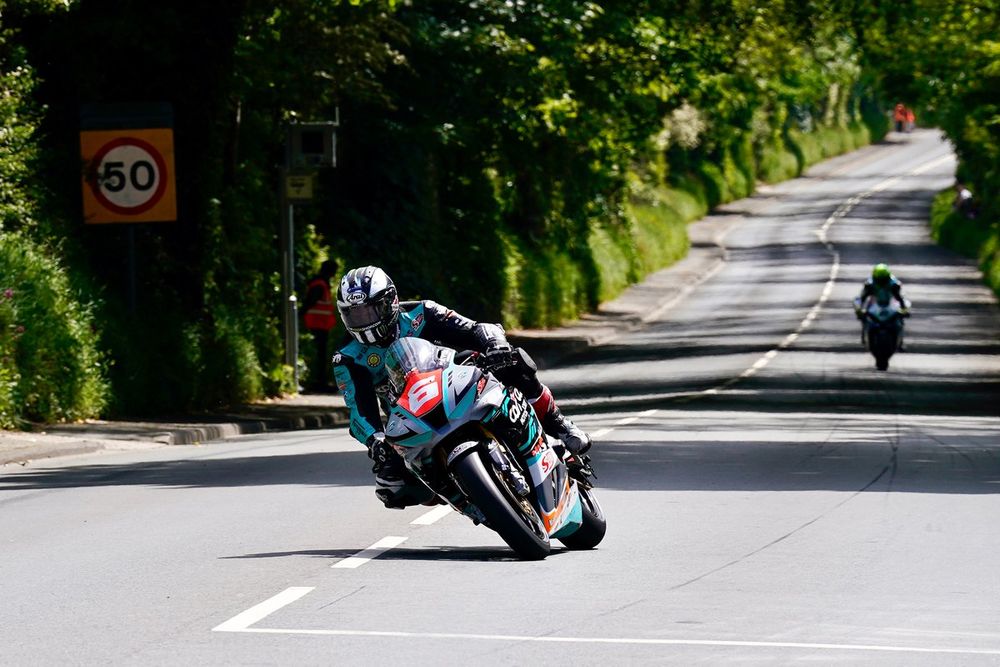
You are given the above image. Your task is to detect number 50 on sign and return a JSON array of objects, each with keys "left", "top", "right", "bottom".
[{"left": 80, "top": 128, "right": 177, "bottom": 223}]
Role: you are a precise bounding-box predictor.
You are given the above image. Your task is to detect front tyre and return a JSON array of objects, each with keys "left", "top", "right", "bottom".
[
  {"left": 453, "top": 448, "right": 550, "bottom": 560},
  {"left": 558, "top": 485, "right": 607, "bottom": 550},
  {"left": 871, "top": 330, "right": 893, "bottom": 371}
]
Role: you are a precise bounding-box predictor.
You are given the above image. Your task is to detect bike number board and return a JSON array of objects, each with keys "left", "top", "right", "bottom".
[
  {"left": 398, "top": 369, "right": 444, "bottom": 418},
  {"left": 80, "top": 128, "right": 177, "bottom": 223}
]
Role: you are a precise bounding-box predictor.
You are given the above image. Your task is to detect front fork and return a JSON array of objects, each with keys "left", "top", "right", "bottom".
[{"left": 433, "top": 386, "right": 541, "bottom": 525}]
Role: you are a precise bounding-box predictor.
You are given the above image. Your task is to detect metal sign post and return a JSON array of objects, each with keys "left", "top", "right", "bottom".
[
  {"left": 278, "top": 117, "right": 338, "bottom": 391},
  {"left": 80, "top": 103, "right": 176, "bottom": 314},
  {"left": 279, "top": 166, "right": 298, "bottom": 376}
]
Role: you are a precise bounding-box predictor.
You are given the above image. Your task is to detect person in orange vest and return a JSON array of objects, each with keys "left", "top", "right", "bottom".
[
  {"left": 905, "top": 106, "right": 916, "bottom": 132},
  {"left": 893, "top": 103, "right": 907, "bottom": 133},
  {"left": 303, "top": 259, "right": 339, "bottom": 391}
]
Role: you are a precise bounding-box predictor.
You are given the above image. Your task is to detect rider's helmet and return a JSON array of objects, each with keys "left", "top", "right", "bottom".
[
  {"left": 336, "top": 266, "right": 400, "bottom": 347},
  {"left": 871, "top": 263, "right": 892, "bottom": 285}
]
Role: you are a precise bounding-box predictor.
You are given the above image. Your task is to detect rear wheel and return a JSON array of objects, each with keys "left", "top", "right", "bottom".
[
  {"left": 558, "top": 485, "right": 607, "bottom": 550},
  {"left": 453, "top": 447, "right": 550, "bottom": 560},
  {"left": 876, "top": 356, "right": 889, "bottom": 371}
]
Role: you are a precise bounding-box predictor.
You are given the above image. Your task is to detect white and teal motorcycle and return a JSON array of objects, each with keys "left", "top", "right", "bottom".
[
  {"left": 382, "top": 337, "right": 606, "bottom": 560},
  {"left": 859, "top": 294, "right": 907, "bottom": 371}
]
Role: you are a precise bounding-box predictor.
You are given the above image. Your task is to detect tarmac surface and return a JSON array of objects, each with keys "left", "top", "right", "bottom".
[{"left": 0, "top": 205, "right": 734, "bottom": 467}]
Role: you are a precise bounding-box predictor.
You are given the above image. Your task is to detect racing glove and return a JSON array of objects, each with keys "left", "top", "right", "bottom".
[
  {"left": 482, "top": 343, "right": 516, "bottom": 373},
  {"left": 366, "top": 433, "right": 401, "bottom": 479},
  {"left": 366, "top": 433, "right": 408, "bottom": 509}
]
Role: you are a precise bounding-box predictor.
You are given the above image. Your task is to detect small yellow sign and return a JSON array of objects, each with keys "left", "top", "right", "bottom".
[
  {"left": 80, "top": 128, "right": 177, "bottom": 223},
  {"left": 285, "top": 174, "right": 315, "bottom": 201}
]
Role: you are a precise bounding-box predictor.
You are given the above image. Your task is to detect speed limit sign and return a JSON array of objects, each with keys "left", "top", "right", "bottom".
[{"left": 80, "top": 128, "right": 177, "bottom": 223}]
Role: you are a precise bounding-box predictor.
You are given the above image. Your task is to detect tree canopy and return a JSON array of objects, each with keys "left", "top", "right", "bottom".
[{"left": 0, "top": 0, "right": 994, "bottom": 418}]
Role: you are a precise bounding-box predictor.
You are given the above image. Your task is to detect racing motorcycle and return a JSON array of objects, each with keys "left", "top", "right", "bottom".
[
  {"left": 861, "top": 294, "right": 906, "bottom": 371},
  {"left": 382, "top": 337, "right": 606, "bottom": 560}
]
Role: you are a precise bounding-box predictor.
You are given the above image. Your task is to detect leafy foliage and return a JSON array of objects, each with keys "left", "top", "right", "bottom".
[
  {"left": 0, "top": 0, "right": 108, "bottom": 426},
  {"left": 8, "top": 0, "right": 967, "bottom": 420}
]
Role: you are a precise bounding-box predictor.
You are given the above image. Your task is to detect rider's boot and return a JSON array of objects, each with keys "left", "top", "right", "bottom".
[{"left": 530, "top": 385, "right": 592, "bottom": 455}]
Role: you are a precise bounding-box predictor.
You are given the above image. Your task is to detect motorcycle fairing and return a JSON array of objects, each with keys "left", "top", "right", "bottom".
[
  {"left": 386, "top": 365, "right": 499, "bottom": 456},
  {"left": 523, "top": 438, "right": 583, "bottom": 537},
  {"left": 864, "top": 298, "right": 904, "bottom": 337}
]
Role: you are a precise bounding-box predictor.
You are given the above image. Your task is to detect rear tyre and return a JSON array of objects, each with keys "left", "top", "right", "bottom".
[
  {"left": 558, "top": 485, "right": 607, "bottom": 550},
  {"left": 876, "top": 355, "right": 889, "bottom": 371},
  {"left": 453, "top": 448, "right": 550, "bottom": 560}
]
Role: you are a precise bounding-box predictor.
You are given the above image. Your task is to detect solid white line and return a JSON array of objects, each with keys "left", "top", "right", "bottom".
[
  {"left": 410, "top": 505, "right": 453, "bottom": 526},
  {"left": 230, "top": 627, "right": 1000, "bottom": 655},
  {"left": 332, "top": 536, "right": 407, "bottom": 569},
  {"left": 591, "top": 428, "right": 615, "bottom": 439},
  {"left": 617, "top": 416, "right": 639, "bottom": 426},
  {"left": 212, "top": 587, "right": 314, "bottom": 633}
]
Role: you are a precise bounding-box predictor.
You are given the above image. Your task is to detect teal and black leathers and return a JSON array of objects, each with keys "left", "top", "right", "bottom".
[{"left": 333, "top": 300, "right": 522, "bottom": 448}]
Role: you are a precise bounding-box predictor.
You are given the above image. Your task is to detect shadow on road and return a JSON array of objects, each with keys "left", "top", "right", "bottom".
[
  {"left": 220, "top": 545, "right": 559, "bottom": 563},
  {"left": 0, "top": 451, "right": 372, "bottom": 493}
]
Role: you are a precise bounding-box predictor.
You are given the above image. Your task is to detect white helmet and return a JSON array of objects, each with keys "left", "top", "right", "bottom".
[{"left": 336, "top": 266, "right": 400, "bottom": 346}]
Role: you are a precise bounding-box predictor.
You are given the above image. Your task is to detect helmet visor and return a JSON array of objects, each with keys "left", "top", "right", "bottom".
[{"left": 340, "top": 301, "right": 386, "bottom": 332}]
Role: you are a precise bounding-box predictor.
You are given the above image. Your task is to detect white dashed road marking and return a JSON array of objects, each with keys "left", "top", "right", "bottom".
[
  {"left": 212, "top": 587, "right": 314, "bottom": 633},
  {"left": 332, "top": 536, "right": 407, "bottom": 569},
  {"left": 410, "top": 505, "right": 453, "bottom": 526}
]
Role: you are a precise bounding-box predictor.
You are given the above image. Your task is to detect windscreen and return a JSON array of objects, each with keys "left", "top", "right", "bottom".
[{"left": 384, "top": 337, "right": 453, "bottom": 398}]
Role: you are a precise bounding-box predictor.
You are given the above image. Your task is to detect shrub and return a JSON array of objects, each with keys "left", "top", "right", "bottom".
[
  {"left": 930, "top": 190, "right": 1000, "bottom": 298},
  {"left": 0, "top": 287, "right": 20, "bottom": 428},
  {"left": 0, "top": 232, "right": 108, "bottom": 425}
]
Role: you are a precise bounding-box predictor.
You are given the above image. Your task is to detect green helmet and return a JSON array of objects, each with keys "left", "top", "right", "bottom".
[{"left": 872, "top": 263, "right": 891, "bottom": 283}]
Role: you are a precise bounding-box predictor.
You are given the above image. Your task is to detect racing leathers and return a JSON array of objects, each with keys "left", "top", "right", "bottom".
[{"left": 332, "top": 300, "right": 591, "bottom": 508}]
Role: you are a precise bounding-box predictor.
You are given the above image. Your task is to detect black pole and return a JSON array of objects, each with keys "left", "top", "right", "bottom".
[{"left": 127, "top": 225, "right": 137, "bottom": 314}]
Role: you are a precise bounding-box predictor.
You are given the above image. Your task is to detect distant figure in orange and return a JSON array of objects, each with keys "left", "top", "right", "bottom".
[
  {"left": 905, "top": 107, "right": 916, "bottom": 132},
  {"left": 893, "top": 103, "right": 907, "bottom": 133},
  {"left": 303, "top": 259, "right": 339, "bottom": 391}
]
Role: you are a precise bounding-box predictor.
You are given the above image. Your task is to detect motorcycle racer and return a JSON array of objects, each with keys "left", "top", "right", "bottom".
[
  {"left": 853, "top": 263, "right": 911, "bottom": 348},
  {"left": 332, "top": 265, "right": 592, "bottom": 509}
]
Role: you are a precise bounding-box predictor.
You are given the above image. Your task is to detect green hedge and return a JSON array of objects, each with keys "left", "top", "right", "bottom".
[
  {"left": 930, "top": 190, "right": 1000, "bottom": 298},
  {"left": 0, "top": 233, "right": 108, "bottom": 427}
]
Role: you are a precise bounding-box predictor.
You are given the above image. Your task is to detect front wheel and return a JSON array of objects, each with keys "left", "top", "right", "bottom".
[
  {"left": 558, "top": 485, "right": 607, "bottom": 550},
  {"left": 453, "top": 448, "right": 550, "bottom": 560},
  {"left": 871, "top": 330, "right": 893, "bottom": 371}
]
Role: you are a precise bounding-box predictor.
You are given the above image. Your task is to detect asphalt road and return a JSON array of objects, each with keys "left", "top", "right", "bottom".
[{"left": 2, "top": 129, "right": 999, "bottom": 665}]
